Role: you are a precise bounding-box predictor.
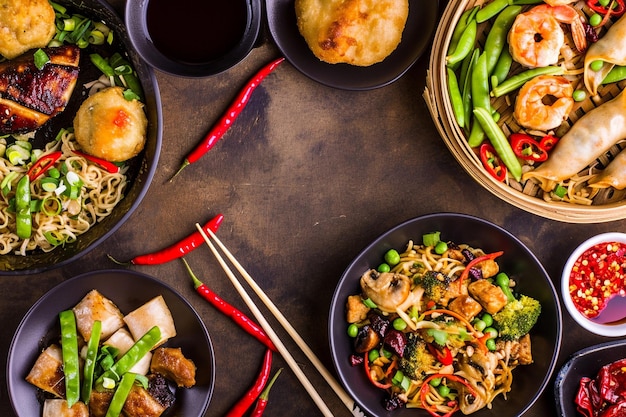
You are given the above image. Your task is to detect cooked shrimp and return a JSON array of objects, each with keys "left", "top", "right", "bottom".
[
  {"left": 508, "top": 4, "right": 587, "bottom": 68},
  {"left": 514, "top": 74, "right": 573, "bottom": 131}
]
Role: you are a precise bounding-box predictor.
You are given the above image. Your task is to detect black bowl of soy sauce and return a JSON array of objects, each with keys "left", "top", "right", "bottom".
[{"left": 125, "top": 0, "right": 262, "bottom": 77}]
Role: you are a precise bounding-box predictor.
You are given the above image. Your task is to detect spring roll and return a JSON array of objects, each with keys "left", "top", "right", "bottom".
[
  {"left": 523, "top": 90, "right": 626, "bottom": 191},
  {"left": 589, "top": 147, "right": 626, "bottom": 189},
  {"left": 584, "top": 13, "right": 626, "bottom": 95}
]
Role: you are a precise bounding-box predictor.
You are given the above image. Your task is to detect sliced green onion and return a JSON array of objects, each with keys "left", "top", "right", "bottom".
[
  {"left": 88, "top": 29, "right": 106, "bottom": 45},
  {"left": 422, "top": 231, "right": 441, "bottom": 247},
  {"left": 33, "top": 49, "right": 50, "bottom": 70},
  {"left": 554, "top": 184, "right": 568, "bottom": 198},
  {"left": 90, "top": 53, "right": 115, "bottom": 76},
  {"left": 44, "top": 230, "right": 65, "bottom": 246},
  {"left": 40, "top": 177, "right": 59, "bottom": 192},
  {"left": 6, "top": 144, "right": 30, "bottom": 165},
  {"left": 362, "top": 297, "right": 377, "bottom": 309}
]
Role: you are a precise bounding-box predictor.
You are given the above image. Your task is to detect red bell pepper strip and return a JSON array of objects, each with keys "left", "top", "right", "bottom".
[
  {"left": 364, "top": 352, "right": 393, "bottom": 389},
  {"left": 182, "top": 258, "right": 277, "bottom": 351},
  {"left": 170, "top": 57, "right": 285, "bottom": 181},
  {"left": 226, "top": 348, "right": 273, "bottom": 417},
  {"left": 479, "top": 143, "right": 507, "bottom": 182},
  {"left": 427, "top": 344, "right": 454, "bottom": 366},
  {"left": 27, "top": 151, "right": 63, "bottom": 181},
  {"left": 420, "top": 374, "right": 476, "bottom": 417},
  {"left": 509, "top": 133, "right": 548, "bottom": 162},
  {"left": 539, "top": 135, "right": 559, "bottom": 152},
  {"left": 250, "top": 368, "right": 282, "bottom": 416},
  {"left": 586, "top": 0, "right": 625, "bottom": 16},
  {"left": 73, "top": 150, "right": 120, "bottom": 173},
  {"left": 458, "top": 251, "right": 504, "bottom": 286},
  {"left": 108, "top": 214, "right": 224, "bottom": 265}
]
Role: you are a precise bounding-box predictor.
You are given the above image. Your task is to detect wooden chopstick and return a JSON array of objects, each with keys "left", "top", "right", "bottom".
[
  {"left": 195, "top": 225, "right": 336, "bottom": 417},
  {"left": 202, "top": 228, "right": 364, "bottom": 416}
]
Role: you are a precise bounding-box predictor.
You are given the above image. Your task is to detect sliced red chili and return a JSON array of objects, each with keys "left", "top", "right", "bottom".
[
  {"left": 539, "top": 135, "right": 559, "bottom": 152},
  {"left": 27, "top": 151, "right": 63, "bottom": 181},
  {"left": 73, "top": 150, "right": 120, "bottom": 173},
  {"left": 586, "top": 0, "right": 625, "bottom": 16},
  {"left": 363, "top": 352, "right": 392, "bottom": 389},
  {"left": 510, "top": 133, "right": 548, "bottom": 162},
  {"left": 479, "top": 143, "right": 507, "bottom": 182},
  {"left": 427, "top": 344, "right": 453, "bottom": 366},
  {"left": 420, "top": 374, "right": 475, "bottom": 417}
]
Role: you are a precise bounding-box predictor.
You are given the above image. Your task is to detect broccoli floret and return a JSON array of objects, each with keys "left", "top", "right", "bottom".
[
  {"left": 492, "top": 294, "right": 541, "bottom": 341},
  {"left": 417, "top": 271, "right": 450, "bottom": 303},
  {"left": 398, "top": 333, "right": 436, "bottom": 380}
]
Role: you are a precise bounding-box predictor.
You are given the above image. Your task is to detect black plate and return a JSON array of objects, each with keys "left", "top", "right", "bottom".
[
  {"left": 555, "top": 339, "right": 626, "bottom": 417},
  {"left": 329, "top": 213, "right": 562, "bottom": 417},
  {"left": 0, "top": 0, "right": 162, "bottom": 274},
  {"left": 6, "top": 269, "right": 215, "bottom": 417},
  {"left": 266, "top": 0, "right": 439, "bottom": 90}
]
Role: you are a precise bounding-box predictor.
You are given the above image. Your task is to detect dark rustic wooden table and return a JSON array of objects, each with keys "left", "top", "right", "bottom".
[{"left": 1, "top": 1, "right": 625, "bottom": 416}]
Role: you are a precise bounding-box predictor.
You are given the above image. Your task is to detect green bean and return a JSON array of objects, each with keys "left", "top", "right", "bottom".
[
  {"left": 105, "top": 372, "right": 136, "bottom": 417},
  {"left": 484, "top": 5, "right": 522, "bottom": 75},
  {"left": 491, "top": 66, "right": 563, "bottom": 97},
  {"left": 15, "top": 175, "right": 31, "bottom": 239},
  {"left": 491, "top": 45, "right": 513, "bottom": 88},
  {"left": 448, "top": 6, "right": 479, "bottom": 54},
  {"left": 447, "top": 67, "right": 465, "bottom": 128},
  {"left": 473, "top": 107, "right": 522, "bottom": 180},
  {"left": 59, "top": 309, "right": 80, "bottom": 407},
  {"left": 81, "top": 320, "right": 102, "bottom": 404},
  {"left": 476, "top": 0, "right": 510, "bottom": 23},
  {"left": 468, "top": 53, "right": 490, "bottom": 147},
  {"left": 602, "top": 65, "right": 626, "bottom": 84},
  {"left": 447, "top": 19, "right": 477, "bottom": 67}
]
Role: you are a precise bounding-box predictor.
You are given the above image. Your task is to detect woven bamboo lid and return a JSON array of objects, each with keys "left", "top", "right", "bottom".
[{"left": 424, "top": 0, "right": 626, "bottom": 223}]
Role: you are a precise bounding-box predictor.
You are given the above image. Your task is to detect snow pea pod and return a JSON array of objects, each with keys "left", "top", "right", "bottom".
[
  {"left": 469, "top": 52, "right": 490, "bottom": 147},
  {"left": 447, "top": 67, "right": 465, "bottom": 128},
  {"left": 484, "top": 5, "right": 522, "bottom": 75},
  {"left": 491, "top": 66, "right": 563, "bottom": 97},
  {"left": 59, "top": 309, "right": 80, "bottom": 407},
  {"left": 82, "top": 320, "right": 102, "bottom": 404},
  {"left": 447, "top": 19, "right": 477, "bottom": 67},
  {"left": 105, "top": 372, "right": 136, "bottom": 417}
]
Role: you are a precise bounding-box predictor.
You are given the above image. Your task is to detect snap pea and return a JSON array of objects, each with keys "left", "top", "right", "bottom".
[
  {"left": 491, "top": 66, "right": 564, "bottom": 97},
  {"left": 484, "top": 5, "right": 522, "bottom": 75},
  {"left": 59, "top": 309, "right": 80, "bottom": 407},
  {"left": 461, "top": 49, "right": 480, "bottom": 134},
  {"left": 448, "top": 6, "right": 479, "bottom": 54},
  {"left": 468, "top": 52, "right": 491, "bottom": 147},
  {"left": 447, "top": 19, "right": 477, "bottom": 67},
  {"left": 491, "top": 47, "right": 513, "bottom": 88},
  {"left": 105, "top": 372, "right": 136, "bottom": 417},
  {"left": 476, "top": 0, "right": 510, "bottom": 23},
  {"left": 447, "top": 67, "right": 465, "bottom": 128},
  {"left": 473, "top": 107, "right": 522, "bottom": 181},
  {"left": 15, "top": 175, "right": 31, "bottom": 239},
  {"left": 602, "top": 65, "right": 626, "bottom": 84},
  {"left": 81, "top": 320, "right": 102, "bottom": 404}
]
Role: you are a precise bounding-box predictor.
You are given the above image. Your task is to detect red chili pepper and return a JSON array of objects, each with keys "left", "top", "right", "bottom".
[
  {"left": 27, "top": 151, "right": 63, "bottom": 181},
  {"left": 170, "top": 57, "right": 285, "bottom": 181},
  {"left": 250, "top": 368, "right": 282, "bottom": 416},
  {"left": 427, "top": 344, "right": 454, "bottom": 366},
  {"left": 226, "top": 348, "right": 273, "bottom": 417},
  {"left": 108, "top": 214, "right": 224, "bottom": 265},
  {"left": 420, "top": 374, "right": 476, "bottom": 417},
  {"left": 539, "top": 134, "right": 559, "bottom": 152},
  {"left": 586, "top": 0, "right": 625, "bottom": 16},
  {"left": 509, "top": 133, "right": 548, "bottom": 162},
  {"left": 182, "top": 258, "right": 277, "bottom": 351},
  {"left": 479, "top": 143, "right": 507, "bottom": 182},
  {"left": 73, "top": 150, "right": 120, "bottom": 173}
]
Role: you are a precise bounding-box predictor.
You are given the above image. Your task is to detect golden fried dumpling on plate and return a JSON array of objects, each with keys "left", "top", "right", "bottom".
[
  {"left": 0, "top": 0, "right": 56, "bottom": 59},
  {"left": 72, "top": 289, "right": 125, "bottom": 342},
  {"left": 123, "top": 295, "right": 176, "bottom": 348},
  {"left": 42, "top": 399, "right": 89, "bottom": 417},
  {"left": 25, "top": 344, "right": 64, "bottom": 397},
  {"left": 295, "top": 0, "right": 409, "bottom": 66}
]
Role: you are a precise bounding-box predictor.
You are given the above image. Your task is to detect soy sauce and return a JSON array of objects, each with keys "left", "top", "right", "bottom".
[{"left": 146, "top": 0, "right": 248, "bottom": 64}]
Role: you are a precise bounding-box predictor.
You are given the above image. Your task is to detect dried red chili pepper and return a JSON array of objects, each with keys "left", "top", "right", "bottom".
[
  {"left": 479, "top": 143, "right": 507, "bottom": 182},
  {"left": 509, "top": 133, "right": 548, "bottom": 162},
  {"left": 427, "top": 344, "right": 454, "bottom": 366},
  {"left": 182, "top": 258, "right": 276, "bottom": 351},
  {"left": 72, "top": 150, "right": 120, "bottom": 173},
  {"left": 539, "top": 134, "right": 559, "bottom": 152},
  {"left": 27, "top": 151, "right": 63, "bottom": 181},
  {"left": 250, "top": 368, "right": 282, "bottom": 416},
  {"left": 226, "top": 348, "right": 273, "bottom": 417},
  {"left": 170, "top": 57, "right": 285, "bottom": 181},
  {"left": 108, "top": 214, "right": 224, "bottom": 265}
]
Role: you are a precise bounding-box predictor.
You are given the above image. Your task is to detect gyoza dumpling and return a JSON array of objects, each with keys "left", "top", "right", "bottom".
[
  {"left": 25, "top": 345, "right": 64, "bottom": 397},
  {"left": 123, "top": 295, "right": 176, "bottom": 348},
  {"left": 72, "top": 289, "right": 125, "bottom": 342},
  {"left": 584, "top": 13, "right": 626, "bottom": 95},
  {"left": 589, "top": 146, "right": 626, "bottom": 189},
  {"left": 42, "top": 399, "right": 88, "bottom": 417}
]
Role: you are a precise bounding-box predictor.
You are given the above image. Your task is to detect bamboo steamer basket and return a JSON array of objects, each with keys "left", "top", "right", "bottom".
[{"left": 424, "top": 0, "right": 626, "bottom": 223}]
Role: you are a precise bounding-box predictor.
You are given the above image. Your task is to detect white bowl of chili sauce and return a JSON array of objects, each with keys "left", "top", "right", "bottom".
[{"left": 561, "top": 233, "right": 626, "bottom": 337}]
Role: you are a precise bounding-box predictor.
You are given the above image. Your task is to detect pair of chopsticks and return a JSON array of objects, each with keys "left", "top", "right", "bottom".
[{"left": 195, "top": 225, "right": 365, "bottom": 417}]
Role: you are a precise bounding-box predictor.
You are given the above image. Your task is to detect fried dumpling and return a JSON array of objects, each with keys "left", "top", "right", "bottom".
[
  {"left": 42, "top": 399, "right": 89, "bottom": 417},
  {"left": 584, "top": 13, "right": 626, "bottom": 95},
  {"left": 123, "top": 295, "right": 176, "bottom": 348},
  {"left": 25, "top": 344, "right": 65, "bottom": 398},
  {"left": 523, "top": 90, "right": 626, "bottom": 191},
  {"left": 72, "top": 289, "right": 125, "bottom": 342},
  {"left": 589, "top": 147, "right": 626, "bottom": 190}
]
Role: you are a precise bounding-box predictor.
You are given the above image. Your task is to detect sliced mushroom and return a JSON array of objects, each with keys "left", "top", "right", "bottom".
[
  {"left": 360, "top": 269, "right": 411, "bottom": 313},
  {"left": 354, "top": 325, "right": 380, "bottom": 353}
]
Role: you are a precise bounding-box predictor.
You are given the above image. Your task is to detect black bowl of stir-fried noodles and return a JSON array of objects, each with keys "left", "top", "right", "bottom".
[
  {"left": 329, "top": 212, "right": 562, "bottom": 417},
  {"left": 0, "top": 0, "right": 162, "bottom": 274}
]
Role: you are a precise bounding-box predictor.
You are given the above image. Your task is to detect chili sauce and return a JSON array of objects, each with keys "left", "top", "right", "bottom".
[
  {"left": 146, "top": 0, "right": 248, "bottom": 64},
  {"left": 569, "top": 241, "right": 626, "bottom": 321}
]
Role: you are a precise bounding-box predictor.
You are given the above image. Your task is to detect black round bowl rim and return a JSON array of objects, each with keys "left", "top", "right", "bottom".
[
  {"left": 328, "top": 212, "right": 563, "bottom": 416},
  {"left": 125, "top": 0, "right": 263, "bottom": 78},
  {"left": 6, "top": 268, "right": 215, "bottom": 416}
]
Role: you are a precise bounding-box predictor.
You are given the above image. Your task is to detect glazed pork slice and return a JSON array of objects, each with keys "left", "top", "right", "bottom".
[
  {"left": 150, "top": 347, "right": 197, "bottom": 388},
  {"left": 104, "top": 328, "right": 152, "bottom": 375},
  {"left": 43, "top": 399, "right": 89, "bottom": 417},
  {"left": 72, "top": 289, "right": 125, "bottom": 342},
  {"left": 123, "top": 295, "right": 176, "bottom": 348},
  {"left": 25, "top": 344, "right": 65, "bottom": 398}
]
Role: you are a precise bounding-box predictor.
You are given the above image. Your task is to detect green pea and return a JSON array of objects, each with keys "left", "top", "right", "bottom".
[
  {"left": 599, "top": 0, "right": 610, "bottom": 6},
  {"left": 473, "top": 319, "right": 486, "bottom": 332},
  {"left": 377, "top": 263, "right": 391, "bottom": 273},
  {"left": 384, "top": 249, "right": 401, "bottom": 266},
  {"left": 589, "top": 13, "right": 602, "bottom": 26},
  {"left": 435, "top": 241, "right": 448, "bottom": 255},
  {"left": 369, "top": 349, "right": 380, "bottom": 362},
  {"left": 573, "top": 89, "right": 587, "bottom": 102},
  {"left": 429, "top": 377, "right": 442, "bottom": 387},
  {"left": 381, "top": 348, "right": 393, "bottom": 359},
  {"left": 486, "top": 338, "right": 497, "bottom": 351},
  {"left": 481, "top": 313, "right": 493, "bottom": 327},
  {"left": 347, "top": 323, "right": 359, "bottom": 338},
  {"left": 438, "top": 384, "right": 451, "bottom": 397},
  {"left": 484, "top": 327, "right": 499, "bottom": 338},
  {"left": 591, "top": 60, "right": 604, "bottom": 72},
  {"left": 393, "top": 317, "right": 407, "bottom": 331}
]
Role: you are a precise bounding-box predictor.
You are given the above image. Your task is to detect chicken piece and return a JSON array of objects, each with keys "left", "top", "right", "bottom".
[
  {"left": 88, "top": 390, "right": 113, "bottom": 417},
  {"left": 43, "top": 399, "right": 89, "bottom": 417},
  {"left": 439, "top": 277, "right": 468, "bottom": 306},
  {"left": 468, "top": 280, "right": 508, "bottom": 315},
  {"left": 150, "top": 347, "right": 197, "bottom": 388},
  {"left": 360, "top": 269, "right": 411, "bottom": 313},
  {"left": 346, "top": 294, "right": 370, "bottom": 323},
  {"left": 0, "top": 0, "right": 56, "bottom": 59},
  {"left": 510, "top": 333, "right": 533, "bottom": 365},
  {"left": 123, "top": 384, "right": 168, "bottom": 417},
  {"left": 474, "top": 258, "right": 500, "bottom": 279},
  {"left": 124, "top": 295, "right": 176, "bottom": 348},
  {"left": 25, "top": 344, "right": 65, "bottom": 398},
  {"left": 74, "top": 86, "right": 147, "bottom": 162},
  {"left": 73, "top": 289, "right": 125, "bottom": 342},
  {"left": 447, "top": 294, "right": 483, "bottom": 321},
  {"left": 104, "top": 328, "right": 152, "bottom": 375}
]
